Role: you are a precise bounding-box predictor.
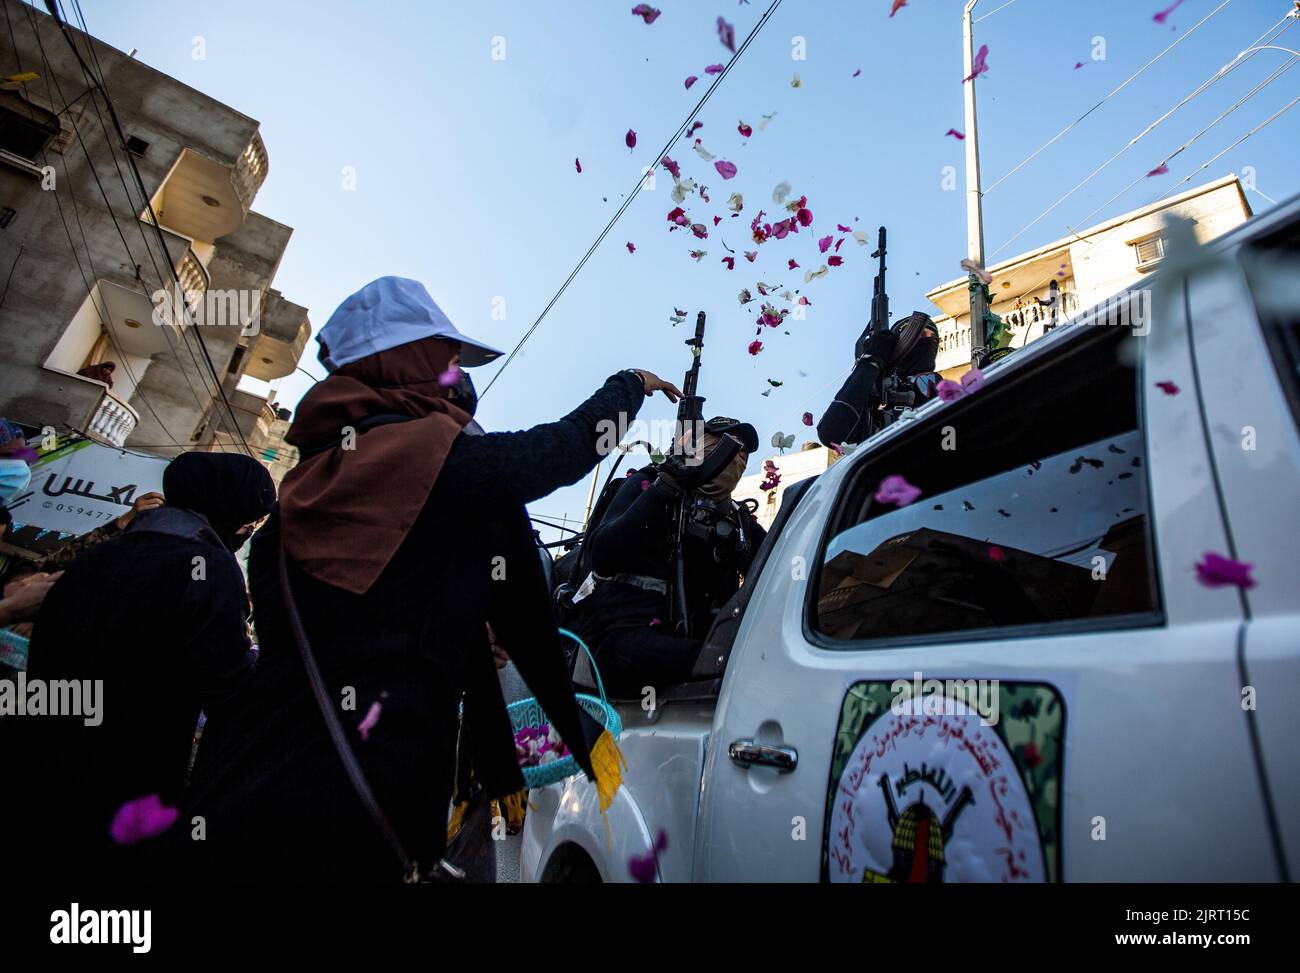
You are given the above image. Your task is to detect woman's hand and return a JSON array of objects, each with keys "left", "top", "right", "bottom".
[
  {"left": 117, "top": 491, "right": 164, "bottom": 530},
  {"left": 0, "top": 571, "right": 63, "bottom": 626},
  {"left": 630, "top": 369, "right": 682, "bottom": 403}
]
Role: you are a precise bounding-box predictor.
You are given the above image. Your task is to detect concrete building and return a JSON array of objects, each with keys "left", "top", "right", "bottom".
[
  {"left": 0, "top": 0, "right": 309, "bottom": 462},
  {"left": 734, "top": 442, "right": 841, "bottom": 531},
  {"left": 927, "top": 174, "right": 1252, "bottom": 378}
]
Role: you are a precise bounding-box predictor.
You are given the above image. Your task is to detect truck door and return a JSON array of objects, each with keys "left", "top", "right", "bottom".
[
  {"left": 695, "top": 309, "right": 1276, "bottom": 881},
  {"left": 1185, "top": 211, "right": 1300, "bottom": 880}
]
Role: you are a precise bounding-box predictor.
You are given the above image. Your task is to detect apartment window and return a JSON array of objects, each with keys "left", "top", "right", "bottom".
[
  {"left": 0, "top": 91, "right": 61, "bottom": 161},
  {"left": 812, "top": 325, "right": 1160, "bottom": 645},
  {"left": 1133, "top": 236, "right": 1165, "bottom": 269}
]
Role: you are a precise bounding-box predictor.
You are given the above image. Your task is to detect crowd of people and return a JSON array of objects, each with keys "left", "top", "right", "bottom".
[{"left": 0, "top": 277, "right": 765, "bottom": 883}]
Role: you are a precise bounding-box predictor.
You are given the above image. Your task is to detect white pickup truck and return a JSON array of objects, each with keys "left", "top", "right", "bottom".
[{"left": 522, "top": 198, "right": 1300, "bottom": 883}]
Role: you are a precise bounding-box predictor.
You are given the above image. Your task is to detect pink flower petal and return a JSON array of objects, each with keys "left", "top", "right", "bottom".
[
  {"left": 715, "top": 159, "right": 738, "bottom": 180},
  {"left": 945, "top": 128, "right": 966, "bottom": 140},
  {"left": 828, "top": 255, "right": 844, "bottom": 267},
  {"left": 684, "top": 74, "right": 698, "bottom": 89},
  {"left": 891, "top": 0, "right": 908, "bottom": 16},
  {"left": 963, "top": 43, "right": 989, "bottom": 82},
  {"left": 1156, "top": 380, "right": 1180, "bottom": 395},
  {"left": 937, "top": 379, "right": 964, "bottom": 403},
  {"left": 1195, "top": 552, "right": 1255, "bottom": 590},
  {"left": 717, "top": 16, "right": 736, "bottom": 53},
  {"left": 704, "top": 64, "right": 724, "bottom": 75},
  {"left": 109, "top": 794, "right": 179, "bottom": 845},
  {"left": 721, "top": 256, "right": 735, "bottom": 269},
  {"left": 628, "top": 829, "right": 669, "bottom": 883},
  {"left": 818, "top": 235, "right": 833, "bottom": 253},
  {"left": 1146, "top": 164, "right": 1169, "bottom": 177},
  {"left": 788, "top": 258, "right": 800, "bottom": 269},
  {"left": 1074, "top": 61, "right": 1084, "bottom": 69},
  {"left": 631, "top": 4, "right": 661, "bottom": 25},
  {"left": 748, "top": 339, "right": 764, "bottom": 356},
  {"left": 744, "top": 250, "right": 757, "bottom": 262},
  {"left": 625, "top": 128, "right": 637, "bottom": 150},
  {"left": 626, "top": 241, "right": 636, "bottom": 253},
  {"left": 802, "top": 412, "right": 814, "bottom": 426},
  {"left": 358, "top": 700, "right": 383, "bottom": 741},
  {"left": 837, "top": 223, "right": 852, "bottom": 232},
  {"left": 960, "top": 367, "right": 985, "bottom": 393},
  {"left": 875, "top": 473, "right": 921, "bottom": 507},
  {"left": 438, "top": 364, "right": 462, "bottom": 388},
  {"left": 852, "top": 68, "right": 862, "bottom": 77},
  {"left": 575, "top": 157, "right": 582, "bottom": 173},
  {"left": 691, "top": 223, "right": 709, "bottom": 239},
  {"left": 661, "top": 156, "right": 681, "bottom": 180},
  {"left": 1154, "top": 0, "right": 1186, "bottom": 25},
  {"left": 738, "top": 121, "right": 753, "bottom": 137}
]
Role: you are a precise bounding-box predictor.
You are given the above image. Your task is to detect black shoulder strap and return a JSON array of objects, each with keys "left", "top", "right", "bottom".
[
  {"left": 276, "top": 540, "right": 419, "bottom": 881},
  {"left": 298, "top": 413, "right": 416, "bottom": 460}
]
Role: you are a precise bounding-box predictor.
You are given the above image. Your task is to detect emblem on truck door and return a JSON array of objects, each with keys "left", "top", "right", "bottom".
[{"left": 822, "top": 681, "right": 1065, "bottom": 883}]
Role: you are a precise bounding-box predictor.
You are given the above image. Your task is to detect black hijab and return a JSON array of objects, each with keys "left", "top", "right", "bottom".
[{"left": 163, "top": 452, "right": 276, "bottom": 552}]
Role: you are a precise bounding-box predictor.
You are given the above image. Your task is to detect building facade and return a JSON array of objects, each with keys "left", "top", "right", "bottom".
[
  {"left": 0, "top": 0, "right": 309, "bottom": 462},
  {"left": 734, "top": 442, "right": 841, "bottom": 531},
  {"left": 927, "top": 174, "right": 1252, "bottom": 378}
]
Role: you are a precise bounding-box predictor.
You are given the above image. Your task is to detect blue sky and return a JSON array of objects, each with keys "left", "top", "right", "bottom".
[{"left": 90, "top": 0, "right": 1300, "bottom": 536}]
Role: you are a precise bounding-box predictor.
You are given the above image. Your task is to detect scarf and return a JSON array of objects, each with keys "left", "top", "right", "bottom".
[{"left": 279, "top": 337, "right": 469, "bottom": 594}]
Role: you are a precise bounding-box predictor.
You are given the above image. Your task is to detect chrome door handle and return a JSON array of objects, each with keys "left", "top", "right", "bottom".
[{"left": 728, "top": 739, "right": 798, "bottom": 773}]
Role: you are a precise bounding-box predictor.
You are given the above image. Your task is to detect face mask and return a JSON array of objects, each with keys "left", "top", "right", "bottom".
[
  {"left": 0, "top": 459, "right": 32, "bottom": 505},
  {"left": 449, "top": 370, "right": 478, "bottom": 417}
]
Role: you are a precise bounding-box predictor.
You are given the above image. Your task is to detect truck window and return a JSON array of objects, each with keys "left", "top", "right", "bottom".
[
  {"left": 811, "top": 324, "right": 1162, "bottom": 645},
  {"left": 1241, "top": 219, "right": 1300, "bottom": 433}
]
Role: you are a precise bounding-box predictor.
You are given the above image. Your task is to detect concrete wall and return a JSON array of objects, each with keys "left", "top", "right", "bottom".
[
  {"left": 0, "top": 0, "right": 306, "bottom": 464},
  {"left": 734, "top": 443, "right": 839, "bottom": 531}
]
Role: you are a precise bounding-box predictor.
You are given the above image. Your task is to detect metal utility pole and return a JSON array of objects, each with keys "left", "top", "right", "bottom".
[{"left": 963, "top": 0, "right": 988, "bottom": 368}]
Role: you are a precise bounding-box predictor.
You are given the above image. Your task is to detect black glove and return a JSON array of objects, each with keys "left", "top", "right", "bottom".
[
  {"left": 858, "top": 329, "right": 899, "bottom": 365},
  {"left": 655, "top": 434, "right": 742, "bottom": 496}
]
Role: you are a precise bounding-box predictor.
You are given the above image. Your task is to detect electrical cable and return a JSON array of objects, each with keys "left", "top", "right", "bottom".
[
  {"left": 982, "top": 0, "right": 1235, "bottom": 197},
  {"left": 988, "top": 12, "right": 1299, "bottom": 258},
  {"left": 43, "top": 0, "right": 256, "bottom": 455}
]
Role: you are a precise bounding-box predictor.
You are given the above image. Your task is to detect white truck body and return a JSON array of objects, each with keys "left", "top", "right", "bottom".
[{"left": 523, "top": 198, "right": 1300, "bottom": 883}]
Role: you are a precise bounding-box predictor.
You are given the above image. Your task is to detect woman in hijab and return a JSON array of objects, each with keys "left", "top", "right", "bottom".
[
  {"left": 182, "top": 276, "right": 679, "bottom": 882},
  {"left": 11, "top": 451, "right": 275, "bottom": 877}
]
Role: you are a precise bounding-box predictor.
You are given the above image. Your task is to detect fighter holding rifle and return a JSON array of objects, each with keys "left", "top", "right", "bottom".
[
  {"left": 817, "top": 228, "right": 943, "bottom": 448},
  {"left": 559, "top": 311, "right": 765, "bottom": 696}
]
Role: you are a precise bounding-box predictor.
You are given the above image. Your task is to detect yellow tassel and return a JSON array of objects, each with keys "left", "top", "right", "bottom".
[
  {"left": 588, "top": 729, "right": 627, "bottom": 852},
  {"left": 501, "top": 790, "right": 529, "bottom": 832},
  {"left": 589, "top": 730, "right": 627, "bottom": 814},
  {"left": 446, "top": 801, "right": 469, "bottom": 843}
]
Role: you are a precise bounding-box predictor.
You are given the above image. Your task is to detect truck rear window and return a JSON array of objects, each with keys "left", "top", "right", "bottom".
[{"left": 812, "top": 325, "right": 1161, "bottom": 644}]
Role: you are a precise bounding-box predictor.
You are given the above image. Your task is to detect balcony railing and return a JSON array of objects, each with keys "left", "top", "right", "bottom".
[
  {"left": 233, "top": 132, "right": 269, "bottom": 211},
  {"left": 86, "top": 389, "right": 140, "bottom": 447},
  {"left": 177, "top": 248, "right": 209, "bottom": 317}
]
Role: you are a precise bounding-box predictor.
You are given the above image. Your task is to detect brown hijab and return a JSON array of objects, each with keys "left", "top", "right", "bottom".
[{"left": 279, "top": 336, "right": 470, "bottom": 594}]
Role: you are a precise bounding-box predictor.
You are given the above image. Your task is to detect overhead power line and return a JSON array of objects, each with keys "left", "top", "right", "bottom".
[
  {"left": 989, "top": 12, "right": 1300, "bottom": 258},
  {"left": 42, "top": 0, "right": 256, "bottom": 456},
  {"left": 982, "top": 0, "right": 1235, "bottom": 198}
]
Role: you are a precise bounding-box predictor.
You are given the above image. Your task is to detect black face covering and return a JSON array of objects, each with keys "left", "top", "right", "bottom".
[
  {"left": 162, "top": 452, "right": 276, "bottom": 552},
  {"left": 448, "top": 370, "right": 478, "bottom": 417},
  {"left": 896, "top": 335, "right": 939, "bottom": 376}
]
